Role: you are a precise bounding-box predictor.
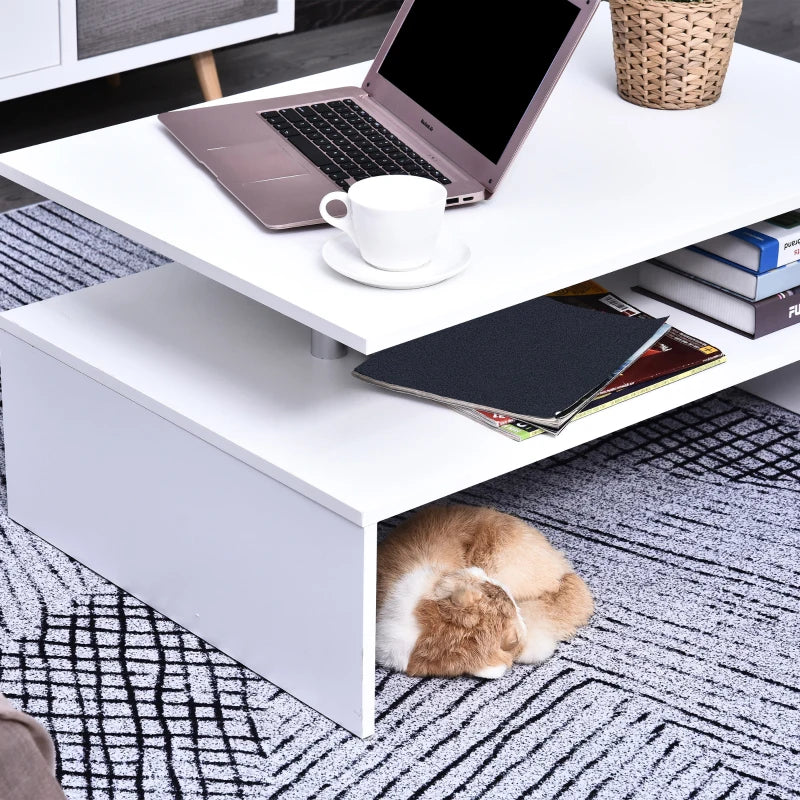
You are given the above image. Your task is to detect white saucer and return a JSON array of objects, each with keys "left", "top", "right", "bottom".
[{"left": 322, "top": 232, "right": 470, "bottom": 289}]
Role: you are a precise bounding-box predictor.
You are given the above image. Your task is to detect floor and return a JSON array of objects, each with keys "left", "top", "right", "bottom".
[
  {"left": 0, "top": 205, "right": 797, "bottom": 794},
  {"left": 0, "top": 0, "right": 797, "bottom": 213},
  {"left": 0, "top": 8, "right": 799, "bottom": 797}
]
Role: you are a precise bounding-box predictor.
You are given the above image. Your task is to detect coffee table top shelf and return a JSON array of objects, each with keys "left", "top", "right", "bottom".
[
  {"left": 2, "top": 5, "right": 800, "bottom": 353},
  {"left": 1, "top": 262, "right": 797, "bottom": 527}
]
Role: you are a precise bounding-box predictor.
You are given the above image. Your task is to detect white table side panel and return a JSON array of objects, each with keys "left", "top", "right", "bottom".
[
  {"left": 1, "top": 263, "right": 799, "bottom": 527},
  {"left": 0, "top": 331, "right": 377, "bottom": 737},
  {"left": 0, "top": 265, "right": 376, "bottom": 524},
  {"left": 2, "top": 6, "right": 800, "bottom": 350}
]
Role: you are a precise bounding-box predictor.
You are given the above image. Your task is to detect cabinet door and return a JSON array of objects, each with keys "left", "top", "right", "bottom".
[
  {"left": 0, "top": 0, "right": 60, "bottom": 79},
  {"left": 77, "top": 0, "right": 278, "bottom": 59}
]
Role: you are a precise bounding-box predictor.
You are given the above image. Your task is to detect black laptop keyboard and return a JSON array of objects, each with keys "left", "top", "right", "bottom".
[{"left": 260, "top": 99, "right": 452, "bottom": 191}]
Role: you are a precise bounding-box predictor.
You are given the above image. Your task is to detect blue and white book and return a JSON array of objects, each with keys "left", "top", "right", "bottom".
[
  {"left": 694, "top": 209, "right": 800, "bottom": 272},
  {"left": 655, "top": 246, "right": 800, "bottom": 301}
]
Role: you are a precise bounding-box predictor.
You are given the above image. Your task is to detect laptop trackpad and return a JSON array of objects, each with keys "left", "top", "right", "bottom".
[
  {"left": 236, "top": 172, "right": 332, "bottom": 229},
  {"left": 202, "top": 140, "right": 311, "bottom": 183}
]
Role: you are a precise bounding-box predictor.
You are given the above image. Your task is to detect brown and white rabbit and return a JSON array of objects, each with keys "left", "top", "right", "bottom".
[{"left": 376, "top": 504, "right": 593, "bottom": 678}]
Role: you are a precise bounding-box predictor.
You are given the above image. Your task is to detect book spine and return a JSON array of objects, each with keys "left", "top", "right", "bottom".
[
  {"left": 754, "top": 290, "right": 800, "bottom": 337},
  {"left": 779, "top": 233, "right": 800, "bottom": 266},
  {"left": 729, "top": 228, "right": 780, "bottom": 271},
  {"left": 755, "top": 259, "right": 800, "bottom": 301},
  {"left": 739, "top": 225, "right": 800, "bottom": 269}
]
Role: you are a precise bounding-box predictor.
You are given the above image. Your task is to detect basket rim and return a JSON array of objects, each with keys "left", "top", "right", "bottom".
[{"left": 609, "top": 0, "right": 742, "bottom": 10}]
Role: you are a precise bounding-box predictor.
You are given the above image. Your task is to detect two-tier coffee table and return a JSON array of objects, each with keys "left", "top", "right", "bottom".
[{"left": 1, "top": 6, "right": 800, "bottom": 737}]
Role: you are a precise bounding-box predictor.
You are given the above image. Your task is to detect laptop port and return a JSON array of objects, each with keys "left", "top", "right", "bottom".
[
  {"left": 462, "top": 196, "right": 474, "bottom": 202},
  {"left": 446, "top": 198, "right": 459, "bottom": 205}
]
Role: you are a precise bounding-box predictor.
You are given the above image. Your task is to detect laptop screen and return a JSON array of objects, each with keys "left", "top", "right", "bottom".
[{"left": 377, "top": 0, "right": 582, "bottom": 164}]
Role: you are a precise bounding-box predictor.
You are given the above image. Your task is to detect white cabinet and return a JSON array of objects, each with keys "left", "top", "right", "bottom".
[
  {"left": 0, "top": 0, "right": 61, "bottom": 79},
  {"left": 0, "top": 0, "right": 295, "bottom": 102}
]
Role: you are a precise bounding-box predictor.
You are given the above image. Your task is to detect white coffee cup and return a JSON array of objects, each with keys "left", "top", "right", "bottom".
[{"left": 319, "top": 175, "right": 447, "bottom": 271}]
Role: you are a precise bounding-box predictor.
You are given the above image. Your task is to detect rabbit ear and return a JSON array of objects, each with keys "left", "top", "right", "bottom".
[
  {"left": 450, "top": 586, "right": 483, "bottom": 608},
  {"left": 501, "top": 629, "right": 520, "bottom": 652}
]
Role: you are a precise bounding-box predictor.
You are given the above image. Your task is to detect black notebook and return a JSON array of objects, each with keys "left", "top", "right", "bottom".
[{"left": 353, "top": 297, "right": 670, "bottom": 433}]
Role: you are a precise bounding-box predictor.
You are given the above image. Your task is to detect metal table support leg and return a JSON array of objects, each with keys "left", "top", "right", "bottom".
[{"left": 310, "top": 329, "right": 348, "bottom": 359}]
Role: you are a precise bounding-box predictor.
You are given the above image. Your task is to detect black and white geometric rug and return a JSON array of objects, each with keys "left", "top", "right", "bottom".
[{"left": 0, "top": 202, "right": 799, "bottom": 799}]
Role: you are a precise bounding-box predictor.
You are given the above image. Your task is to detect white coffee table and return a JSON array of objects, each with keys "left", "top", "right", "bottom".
[{"left": 1, "top": 5, "right": 800, "bottom": 737}]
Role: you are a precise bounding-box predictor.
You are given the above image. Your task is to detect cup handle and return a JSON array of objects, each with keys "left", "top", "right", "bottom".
[{"left": 319, "top": 191, "right": 357, "bottom": 244}]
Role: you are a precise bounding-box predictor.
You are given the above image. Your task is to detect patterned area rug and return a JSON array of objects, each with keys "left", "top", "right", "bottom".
[{"left": 0, "top": 202, "right": 799, "bottom": 800}]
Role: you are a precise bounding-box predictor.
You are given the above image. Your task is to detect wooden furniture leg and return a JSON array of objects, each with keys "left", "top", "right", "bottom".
[{"left": 191, "top": 50, "right": 223, "bottom": 101}]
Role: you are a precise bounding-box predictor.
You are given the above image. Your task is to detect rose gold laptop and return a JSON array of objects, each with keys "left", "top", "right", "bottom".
[{"left": 159, "top": 0, "right": 600, "bottom": 230}]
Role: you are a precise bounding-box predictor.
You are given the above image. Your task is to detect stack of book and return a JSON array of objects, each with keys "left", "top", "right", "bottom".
[
  {"left": 636, "top": 208, "right": 800, "bottom": 338},
  {"left": 353, "top": 280, "right": 725, "bottom": 441}
]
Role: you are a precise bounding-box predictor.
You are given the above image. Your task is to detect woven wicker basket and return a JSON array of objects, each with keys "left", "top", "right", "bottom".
[{"left": 609, "top": 0, "right": 743, "bottom": 110}]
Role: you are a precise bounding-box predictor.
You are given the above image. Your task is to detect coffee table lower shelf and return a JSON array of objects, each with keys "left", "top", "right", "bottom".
[{"left": 0, "top": 263, "right": 797, "bottom": 737}]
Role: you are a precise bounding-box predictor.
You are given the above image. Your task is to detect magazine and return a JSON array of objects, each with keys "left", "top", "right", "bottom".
[{"left": 456, "top": 281, "right": 725, "bottom": 440}]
